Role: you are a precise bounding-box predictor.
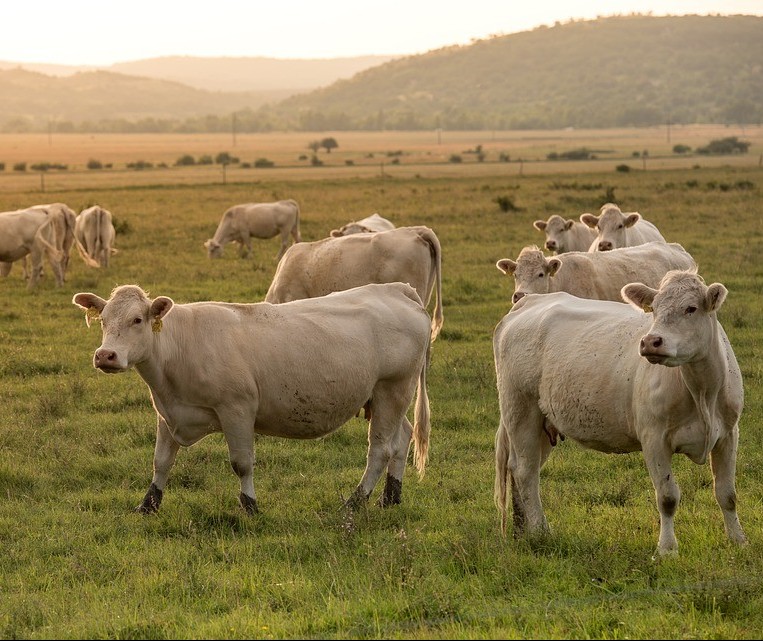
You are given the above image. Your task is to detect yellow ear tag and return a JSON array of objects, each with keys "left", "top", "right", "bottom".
[
  {"left": 152, "top": 318, "right": 163, "bottom": 333},
  {"left": 643, "top": 304, "right": 653, "bottom": 313},
  {"left": 85, "top": 307, "right": 100, "bottom": 327}
]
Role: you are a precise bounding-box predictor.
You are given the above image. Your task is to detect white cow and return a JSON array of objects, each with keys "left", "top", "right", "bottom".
[
  {"left": 73, "top": 282, "right": 432, "bottom": 513},
  {"left": 204, "top": 199, "right": 301, "bottom": 260},
  {"left": 265, "top": 226, "right": 444, "bottom": 342},
  {"left": 330, "top": 213, "right": 395, "bottom": 237},
  {"left": 533, "top": 215, "right": 597, "bottom": 254},
  {"left": 581, "top": 203, "right": 666, "bottom": 252},
  {"left": 497, "top": 242, "right": 696, "bottom": 305},
  {"left": 0, "top": 207, "right": 65, "bottom": 288},
  {"left": 493, "top": 270, "right": 746, "bottom": 556},
  {"left": 75, "top": 205, "right": 117, "bottom": 267}
]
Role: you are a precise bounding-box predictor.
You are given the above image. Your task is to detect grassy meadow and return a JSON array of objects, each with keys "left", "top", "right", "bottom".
[{"left": 1, "top": 130, "right": 762, "bottom": 639}]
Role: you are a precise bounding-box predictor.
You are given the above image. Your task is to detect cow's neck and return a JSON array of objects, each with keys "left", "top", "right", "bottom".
[{"left": 678, "top": 321, "right": 726, "bottom": 463}]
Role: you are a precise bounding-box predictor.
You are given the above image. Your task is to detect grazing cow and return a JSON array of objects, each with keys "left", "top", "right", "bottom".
[
  {"left": 581, "top": 203, "right": 666, "bottom": 252},
  {"left": 265, "top": 226, "right": 444, "bottom": 342},
  {"left": 204, "top": 199, "right": 301, "bottom": 260},
  {"left": 72, "top": 282, "right": 432, "bottom": 513},
  {"left": 0, "top": 207, "right": 65, "bottom": 288},
  {"left": 330, "top": 212, "right": 395, "bottom": 237},
  {"left": 75, "top": 205, "right": 117, "bottom": 267},
  {"left": 497, "top": 242, "right": 696, "bottom": 305},
  {"left": 493, "top": 270, "right": 746, "bottom": 556},
  {"left": 533, "top": 214, "right": 597, "bottom": 254}
]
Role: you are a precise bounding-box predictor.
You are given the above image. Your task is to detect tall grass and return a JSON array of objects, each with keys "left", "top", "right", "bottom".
[{"left": 1, "top": 160, "right": 761, "bottom": 638}]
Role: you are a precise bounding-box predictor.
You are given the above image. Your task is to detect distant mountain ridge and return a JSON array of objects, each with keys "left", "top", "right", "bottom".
[{"left": 0, "top": 14, "right": 760, "bottom": 132}]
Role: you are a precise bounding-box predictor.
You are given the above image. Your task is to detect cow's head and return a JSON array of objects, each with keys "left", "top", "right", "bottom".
[
  {"left": 73, "top": 285, "right": 174, "bottom": 373},
  {"left": 330, "top": 223, "right": 370, "bottom": 237},
  {"left": 497, "top": 247, "right": 561, "bottom": 305},
  {"left": 204, "top": 239, "right": 223, "bottom": 258},
  {"left": 621, "top": 270, "right": 726, "bottom": 367},
  {"left": 533, "top": 215, "right": 575, "bottom": 253},
  {"left": 581, "top": 204, "right": 640, "bottom": 252}
]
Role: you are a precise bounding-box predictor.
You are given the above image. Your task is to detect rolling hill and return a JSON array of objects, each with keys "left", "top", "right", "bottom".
[{"left": 0, "top": 14, "right": 760, "bottom": 132}]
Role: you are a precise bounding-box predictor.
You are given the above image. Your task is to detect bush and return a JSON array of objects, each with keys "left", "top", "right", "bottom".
[
  {"left": 253, "top": 158, "right": 274, "bottom": 168},
  {"left": 696, "top": 136, "right": 750, "bottom": 155},
  {"left": 13, "top": 162, "right": 26, "bottom": 172},
  {"left": 495, "top": 195, "right": 519, "bottom": 212},
  {"left": 616, "top": 164, "right": 631, "bottom": 172},
  {"left": 449, "top": 154, "right": 462, "bottom": 163},
  {"left": 126, "top": 160, "right": 153, "bottom": 170},
  {"left": 310, "top": 155, "right": 323, "bottom": 166},
  {"left": 673, "top": 144, "right": 692, "bottom": 154},
  {"left": 87, "top": 159, "right": 103, "bottom": 170},
  {"left": 175, "top": 154, "right": 195, "bottom": 166},
  {"left": 0, "top": 162, "right": 4, "bottom": 171},
  {"left": 198, "top": 155, "right": 213, "bottom": 165}
]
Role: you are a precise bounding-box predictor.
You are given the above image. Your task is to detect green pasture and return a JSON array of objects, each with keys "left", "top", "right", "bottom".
[{"left": 1, "top": 164, "right": 762, "bottom": 639}]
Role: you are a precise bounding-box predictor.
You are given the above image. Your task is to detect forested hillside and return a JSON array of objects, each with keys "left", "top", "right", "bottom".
[{"left": 1, "top": 14, "right": 760, "bottom": 132}]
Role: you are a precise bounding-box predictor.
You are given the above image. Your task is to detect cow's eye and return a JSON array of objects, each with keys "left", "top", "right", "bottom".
[
  {"left": 617, "top": 224, "right": 624, "bottom": 229},
  {"left": 133, "top": 317, "right": 142, "bottom": 325},
  {"left": 538, "top": 272, "right": 545, "bottom": 278},
  {"left": 685, "top": 306, "right": 697, "bottom": 315}
]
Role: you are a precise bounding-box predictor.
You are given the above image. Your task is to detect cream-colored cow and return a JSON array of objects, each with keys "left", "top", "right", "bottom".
[
  {"left": 0, "top": 207, "right": 65, "bottom": 289},
  {"left": 75, "top": 205, "right": 117, "bottom": 267},
  {"left": 493, "top": 270, "right": 746, "bottom": 556},
  {"left": 497, "top": 242, "right": 696, "bottom": 305},
  {"left": 581, "top": 203, "right": 666, "bottom": 252},
  {"left": 265, "top": 226, "right": 443, "bottom": 342},
  {"left": 533, "top": 214, "right": 597, "bottom": 254},
  {"left": 73, "top": 282, "right": 431, "bottom": 514},
  {"left": 330, "top": 213, "right": 395, "bottom": 237},
  {"left": 204, "top": 199, "right": 301, "bottom": 260}
]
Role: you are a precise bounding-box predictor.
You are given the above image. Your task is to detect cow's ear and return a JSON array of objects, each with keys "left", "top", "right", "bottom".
[
  {"left": 621, "top": 283, "right": 657, "bottom": 312},
  {"left": 624, "top": 213, "right": 641, "bottom": 228},
  {"left": 564, "top": 219, "right": 575, "bottom": 230},
  {"left": 704, "top": 283, "right": 728, "bottom": 312},
  {"left": 330, "top": 229, "right": 342, "bottom": 237},
  {"left": 72, "top": 292, "right": 107, "bottom": 327},
  {"left": 496, "top": 259, "right": 517, "bottom": 275},
  {"left": 533, "top": 220, "right": 547, "bottom": 231},
  {"left": 547, "top": 258, "right": 562, "bottom": 277},
  {"left": 580, "top": 213, "right": 598, "bottom": 229}
]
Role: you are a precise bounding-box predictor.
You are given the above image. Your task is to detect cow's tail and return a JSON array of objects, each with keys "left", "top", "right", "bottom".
[
  {"left": 291, "top": 199, "right": 302, "bottom": 243},
  {"left": 494, "top": 419, "right": 511, "bottom": 536},
  {"left": 72, "top": 208, "right": 101, "bottom": 268},
  {"left": 417, "top": 226, "right": 443, "bottom": 342},
  {"left": 412, "top": 340, "right": 431, "bottom": 478},
  {"left": 33, "top": 215, "right": 64, "bottom": 265}
]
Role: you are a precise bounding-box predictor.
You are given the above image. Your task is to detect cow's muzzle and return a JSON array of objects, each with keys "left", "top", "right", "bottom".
[
  {"left": 94, "top": 348, "right": 124, "bottom": 373},
  {"left": 639, "top": 335, "right": 668, "bottom": 364}
]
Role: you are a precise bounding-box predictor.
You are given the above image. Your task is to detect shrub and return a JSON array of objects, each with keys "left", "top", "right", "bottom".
[
  {"left": 495, "top": 195, "right": 519, "bottom": 212},
  {"left": 616, "top": 164, "right": 631, "bottom": 172},
  {"left": 13, "top": 162, "right": 26, "bottom": 172},
  {"left": 310, "top": 155, "right": 323, "bottom": 166},
  {"left": 197, "top": 155, "right": 213, "bottom": 165},
  {"left": 673, "top": 144, "right": 692, "bottom": 154},
  {"left": 696, "top": 136, "right": 750, "bottom": 155},
  {"left": 127, "top": 160, "right": 153, "bottom": 170},
  {"left": 175, "top": 154, "right": 195, "bottom": 166},
  {"left": 254, "top": 158, "right": 274, "bottom": 168},
  {"left": 87, "top": 159, "right": 103, "bottom": 170},
  {"left": 449, "top": 154, "right": 462, "bottom": 163}
]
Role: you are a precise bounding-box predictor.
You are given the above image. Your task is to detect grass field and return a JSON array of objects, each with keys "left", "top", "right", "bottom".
[{"left": 1, "top": 130, "right": 762, "bottom": 639}]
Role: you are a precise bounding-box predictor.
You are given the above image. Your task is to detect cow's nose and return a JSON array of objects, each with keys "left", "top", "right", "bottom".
[
  {"left": 640, "top": 335, "right": 663, "bottom": 352},
  {"left": 94, "top": 348, "right": 118, "bottom": 368},
  {"left": 545, "top": 240, "right": 556, "bottom": 250},
  {"left": 598, "top": 241, "right": 612, "bottom": 251},
  {"left": 512, "top": 292, "right": 526, "bottom": 305}
]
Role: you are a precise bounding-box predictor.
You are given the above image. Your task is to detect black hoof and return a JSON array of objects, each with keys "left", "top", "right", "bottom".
[
  {"left": 135, "top": 483, "right": 162, "bottom": 514},
  {"left": 344, "top": 486, "right": 369, "bottom": 511},
  {"left": 376, "top": 474, "right": 402, "bottom": 507},
  {"left": 239, "top": 492, "right": 259, "bottom": 514}
]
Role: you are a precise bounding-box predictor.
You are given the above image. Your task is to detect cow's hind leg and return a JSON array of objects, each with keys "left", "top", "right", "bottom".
[
  {"left": 136, "top": 416, "right": 180, "bottom": 513},
  {"left": 346, "top": 383, "right": 409, "bottom": 509},
  {"left": 376, "top": 416, "right": 413, "bottom": 507},
  {"left": 710, "top": 427, "right": 746, "bottom": 545},
  {"left": 506, "top": 401, "right": 549, "bottom": 536}
]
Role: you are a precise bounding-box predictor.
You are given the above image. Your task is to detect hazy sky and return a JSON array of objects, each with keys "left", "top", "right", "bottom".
[{"left": 5, "top": 0, "right": 761, "bottom": 66}]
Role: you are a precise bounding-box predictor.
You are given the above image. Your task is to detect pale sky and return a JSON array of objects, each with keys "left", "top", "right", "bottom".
[{"left": 4, "top": 0, "right": 761, "bottom": 66}]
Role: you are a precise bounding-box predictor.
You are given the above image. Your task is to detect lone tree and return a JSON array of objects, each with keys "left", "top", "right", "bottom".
[{"left": 320, "top": 137, "right": 339, "bottom": 153}]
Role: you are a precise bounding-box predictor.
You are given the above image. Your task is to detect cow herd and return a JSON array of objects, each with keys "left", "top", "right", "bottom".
[
  {"left": 0, "top": 202, "right": 115, "bottom": 289},
  {"left": 9, "top": 193, "right": 740, "bottom": 558}
]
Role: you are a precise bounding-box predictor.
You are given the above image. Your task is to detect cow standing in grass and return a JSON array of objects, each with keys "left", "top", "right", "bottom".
[
  {"left": 493, "top": 270, "right": 746, "bottom": 556},
  {"left": 204, "top": 199, "right": 301, "bottom": 261},
  {"left": 73, "top": 282, "right": 431, "bottom": 513}
]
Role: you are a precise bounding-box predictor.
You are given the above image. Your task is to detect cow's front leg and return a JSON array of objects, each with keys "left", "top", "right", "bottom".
[
  {"left": 222, "top": 417, "right": 257, "bottom": 514},
  {"left": 642, "top": 442, "right": 680, "bottom": 556},
  {"left": 710, "top": 427, "right": 747, "bottom": 545},
  {"left": 136, "top": 416, "right": 179, "bottom": 514}
]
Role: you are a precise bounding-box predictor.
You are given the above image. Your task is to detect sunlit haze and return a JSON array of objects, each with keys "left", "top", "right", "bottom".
[{"left": 3, "top": 0, "right": 761, "bottom": 66}]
